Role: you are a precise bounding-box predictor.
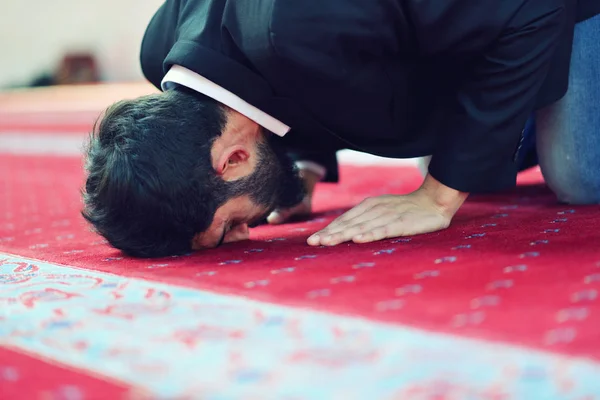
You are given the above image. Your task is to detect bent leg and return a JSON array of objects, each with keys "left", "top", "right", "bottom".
[{"left": 536, "top": 15, "right": 600, "bottom": 204}]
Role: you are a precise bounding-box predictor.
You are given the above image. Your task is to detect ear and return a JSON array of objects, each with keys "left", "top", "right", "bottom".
[{"left": 215, "top": 145, "right": 251, "bottom": 180}]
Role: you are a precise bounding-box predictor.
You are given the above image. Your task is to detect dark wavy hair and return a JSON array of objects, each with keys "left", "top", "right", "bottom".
[{"left": 82, "top": 87, "right": 230, "bottom": 258}]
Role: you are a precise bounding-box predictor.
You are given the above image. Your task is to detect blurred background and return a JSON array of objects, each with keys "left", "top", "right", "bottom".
[
  {"left": 0, "top": 0, "right": 403, "bottom": 162},
  {"left": 0, "top": 0, "right": 167, "bottom": 156},
  {"left": 0, "top": 0, "right": 163, "bottom": 89}
]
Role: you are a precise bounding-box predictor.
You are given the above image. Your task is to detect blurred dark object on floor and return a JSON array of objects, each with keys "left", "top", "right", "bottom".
[{"left": 29, "top": 53, "right": 99, "bottom": 87}]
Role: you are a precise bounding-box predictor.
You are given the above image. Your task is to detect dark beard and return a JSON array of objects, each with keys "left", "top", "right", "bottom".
[{"left": 229, "top": 131, "right": 306, "bottom": 212}]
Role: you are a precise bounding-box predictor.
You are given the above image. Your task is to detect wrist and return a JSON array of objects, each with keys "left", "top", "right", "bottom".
[{"left": 420, "top": 173, "right": 469, "bottom": 218}]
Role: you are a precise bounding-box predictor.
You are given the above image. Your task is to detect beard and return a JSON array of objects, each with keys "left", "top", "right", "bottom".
[{"left": 229, "top": 130, "right": 306, "bottom": 213}]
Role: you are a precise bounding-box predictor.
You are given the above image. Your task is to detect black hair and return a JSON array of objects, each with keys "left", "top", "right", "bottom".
[{"left": 82, "top": 87, "right": 229, "bottom": 258}]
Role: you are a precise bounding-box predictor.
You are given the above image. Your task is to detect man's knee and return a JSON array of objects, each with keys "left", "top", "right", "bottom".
[{"left": 541, "top": 160, "right": 600, "bottom": 205}]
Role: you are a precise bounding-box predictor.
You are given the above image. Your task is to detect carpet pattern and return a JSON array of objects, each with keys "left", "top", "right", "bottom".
[
  {"left": 2, "top": 154, "right": 600, "bottom": 355},
  {"left": 1, "top": 84, "right": 600, "bottom": 398},
  {"left": 2, "top": 254, "right": 600, "bottom": 399}
]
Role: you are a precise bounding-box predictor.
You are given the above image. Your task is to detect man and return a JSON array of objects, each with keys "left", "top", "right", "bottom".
[{"left": 83, "top": 0, "right": 600, "bottom": 258}]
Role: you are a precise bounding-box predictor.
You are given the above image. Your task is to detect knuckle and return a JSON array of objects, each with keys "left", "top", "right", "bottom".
[
  {"left": 357, "top": 222, "right": 370, "bottom": 231},
  {"left": 373, "top": 226, "right": 389, "bottom": 240},
  {"left": 330, "top": 233, "right": 344, "bottom": 243}
]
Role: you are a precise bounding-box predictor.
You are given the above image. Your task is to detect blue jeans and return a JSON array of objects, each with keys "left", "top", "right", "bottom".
[{"left": 519, "top": 14, "right": 600, "bottom": 204}]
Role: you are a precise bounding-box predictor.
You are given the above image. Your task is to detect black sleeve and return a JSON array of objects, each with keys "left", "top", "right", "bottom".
[
  {"left": 426, "top": 2, "right": 565, "bottom": 193},
  {"left": 140, "top": 0, "right": 180, "bottom": 90},
  {"left": 577, "top": 0, "right": 600, "bottom": 22}
]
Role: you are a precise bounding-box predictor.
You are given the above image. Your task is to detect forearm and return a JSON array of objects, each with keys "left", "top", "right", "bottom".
[{"left": 426, "top": 3, "right": 563, "bottom": 193}]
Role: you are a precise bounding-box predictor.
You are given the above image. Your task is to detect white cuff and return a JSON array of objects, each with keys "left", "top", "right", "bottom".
[
  {"left": 294, "top": 161, "right": 327, "bottom": 181},
  {"left": 162, "top": 65, "right": 290, "bottom": 137}
]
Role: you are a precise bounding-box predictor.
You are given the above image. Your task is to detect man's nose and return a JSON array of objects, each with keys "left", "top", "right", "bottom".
[{"left": 223, "top": 223, "right": 249, "bottom": 244}]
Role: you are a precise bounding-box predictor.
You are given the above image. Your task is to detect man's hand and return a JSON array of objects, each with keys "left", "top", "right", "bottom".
[
  {"left": 307, "top": 174, "right": 468, "bottom": 246},
  {"left": 267, "top": 168, "right": 321, "bottom": 225}
]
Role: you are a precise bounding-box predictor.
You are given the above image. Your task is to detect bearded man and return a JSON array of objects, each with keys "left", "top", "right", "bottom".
[{"left": 83, "top": 0, "right": 600, "bottom": 257}]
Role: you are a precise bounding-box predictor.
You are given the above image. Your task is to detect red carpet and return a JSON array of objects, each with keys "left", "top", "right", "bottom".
[
  {"left": 0, "top": 347, "right": 129, "bottom": 399},
  {"left": 2, "top": 153, "right": 599, "bottom": 362},
  {"left": 2, "top": 85, "right": 600, "bottom": 397}
]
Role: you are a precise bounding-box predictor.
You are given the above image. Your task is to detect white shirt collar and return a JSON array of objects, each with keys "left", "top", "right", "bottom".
[{"left": 161, "top": 65, "right": 290, "bottom": 137}]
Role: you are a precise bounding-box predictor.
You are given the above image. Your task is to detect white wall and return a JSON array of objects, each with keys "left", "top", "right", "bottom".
[{"left": 0, "top": 0, "right": 164, "bottom": 88}]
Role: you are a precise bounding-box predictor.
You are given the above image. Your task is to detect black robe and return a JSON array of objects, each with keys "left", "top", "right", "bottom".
[{"left": 140, "top": 0, "right": 600, "bottom": 193}]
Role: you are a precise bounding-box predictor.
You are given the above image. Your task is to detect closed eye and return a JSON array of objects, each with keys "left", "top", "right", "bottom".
[{"left": 216, "top": 224, "right": 229, "bottom": 248}]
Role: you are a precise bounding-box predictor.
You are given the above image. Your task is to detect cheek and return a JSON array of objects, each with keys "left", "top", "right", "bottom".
[
  {"left": 191, "top": 233, "right": 206, "bottom": 250},
  {"left": 191, "top": 224, "right": 221, "bottom": 249}
]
